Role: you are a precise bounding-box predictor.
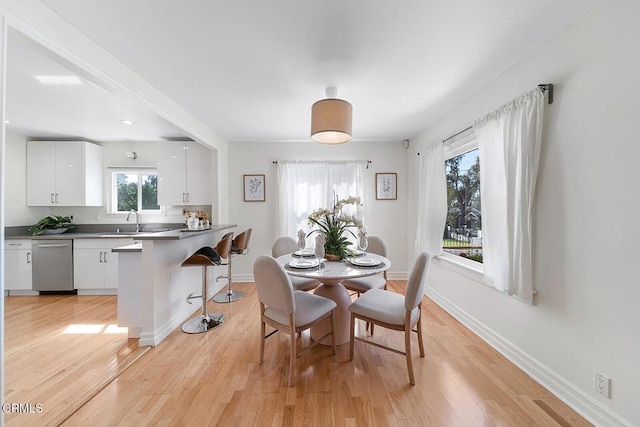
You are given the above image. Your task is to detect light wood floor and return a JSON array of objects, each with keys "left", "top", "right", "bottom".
[
  {"left": 4, "top": 294, "right": 149, "bottom": 427},
  {"left": 6, "top": 282, "right": 591, "bottom": 426}
]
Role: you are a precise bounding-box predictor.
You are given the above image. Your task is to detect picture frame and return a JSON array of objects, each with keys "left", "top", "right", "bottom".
[
  {"left": 243, "top": 174, "right": 265, "bottom": 202},
  {"left": 376, "top": 173, "right": 397, "bottom": 200}
]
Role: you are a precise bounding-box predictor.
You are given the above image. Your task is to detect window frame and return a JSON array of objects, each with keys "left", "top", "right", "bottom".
[
  {"left": 438, "top": 131, "right": 484, "bottom": 275},
  {"left": 110, "top": 168, "right": 161, "bottom": 214}
]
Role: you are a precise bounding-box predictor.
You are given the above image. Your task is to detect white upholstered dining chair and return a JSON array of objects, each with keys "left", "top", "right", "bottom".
[
  {"left": 341, "top": 235, "right": 388, "bottom": 294},
  {"left": 253, "top": 256, "right": 337, "bottom": 387},
  {"left": 271, "top": 236, "right": 320, "bottom": 291},
  {"left": 348, "top": 251, "right": 430, "bottom": 386}
]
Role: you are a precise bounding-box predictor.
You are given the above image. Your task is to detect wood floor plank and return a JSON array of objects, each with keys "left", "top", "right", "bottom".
[{"left": 8, "top": 281, "right": 592, "bottom": 426}]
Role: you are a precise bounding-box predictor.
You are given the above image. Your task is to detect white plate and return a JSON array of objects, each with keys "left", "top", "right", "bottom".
[
  {"left": 288, "top": 258, "right": 319, "bottom": 269},
  {"left": 293, "top": 249, "right": 315, "bottom": 257},
  {"left": 350, "top": 257, "right": 381, "bottom": 267}
]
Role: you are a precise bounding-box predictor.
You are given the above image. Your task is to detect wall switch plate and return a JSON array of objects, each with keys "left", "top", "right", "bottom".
[{"left": 594, "top": 371, "right": 610, "bottom": 398}]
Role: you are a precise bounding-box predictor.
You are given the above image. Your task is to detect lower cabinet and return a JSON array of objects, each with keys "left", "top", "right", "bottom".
[
  {"left": 74, "top": 239, "right": 135, "bottom": 291},
  {"left": 4, "top": 240, "right": 32, "bottom": 291}
]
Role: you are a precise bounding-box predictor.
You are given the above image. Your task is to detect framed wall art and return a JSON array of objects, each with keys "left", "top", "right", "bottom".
[
  {"left": 376, "top": 173, "right": 397, "bottom": 200},
  {"left": 243, "top": 174, "right": 265, "bottom": 202}
]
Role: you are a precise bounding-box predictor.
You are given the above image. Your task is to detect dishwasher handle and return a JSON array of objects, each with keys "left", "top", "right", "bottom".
[{"left": 33, "top": 242, "right": 71, "bottom": 248}]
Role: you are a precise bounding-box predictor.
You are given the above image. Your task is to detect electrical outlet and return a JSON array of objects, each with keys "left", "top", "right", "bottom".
[{"left": 594, "top": 371, "right": 610, "bottom": 398}]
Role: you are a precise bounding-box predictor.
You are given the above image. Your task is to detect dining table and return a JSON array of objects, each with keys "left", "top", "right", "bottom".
[{"left": 276, "top": 251, "right": 391, "bottom": 345}]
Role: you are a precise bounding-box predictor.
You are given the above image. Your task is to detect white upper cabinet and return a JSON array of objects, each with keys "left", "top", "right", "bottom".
[
  {"left": 26, "top": 141, "right": 103, "bottom": 206},
  {"left": 157, "top": 141, "right": 212, "bottom": 206}
]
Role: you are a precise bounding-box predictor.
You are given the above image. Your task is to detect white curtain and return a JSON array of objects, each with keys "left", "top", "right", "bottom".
[
  {"left": 415, "top": 141, "right": 447, "bottom": 257},
  {"left": 473, "top": 88, "right": 544, "bottom": 301},
  {"left": 275, "top": 160, "right": 366, "bottom": 243}
]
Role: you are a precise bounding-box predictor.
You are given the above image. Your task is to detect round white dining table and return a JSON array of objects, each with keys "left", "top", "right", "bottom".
[{"left": 276, "top": 252, "right": 391, "bottom": 345}]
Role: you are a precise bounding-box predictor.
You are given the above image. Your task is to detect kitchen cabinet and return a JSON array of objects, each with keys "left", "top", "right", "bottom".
[
  {"left": 26, "top": 141, "right": 103, "bottom": 206},
  {"left": 74, "top": 238, "right": 135, "bottom": 291},
  {"left": 157, "top": 140, "right": 212, "bottom": 206},
  {"left": 4, "top": 240, "right": 32, "bottom": 291}
]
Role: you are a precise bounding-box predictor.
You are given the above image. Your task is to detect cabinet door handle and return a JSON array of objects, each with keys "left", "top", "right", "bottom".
[
  {"left": 99, "top": 252, "right": 103, "bottom": 263},
  {"left": 55, "top": 193, "right": 59, "bottom": 203},
  {"left": 27, "top": 252, "right": 31, "bottom": 264},
  {"left": 182, "top": 192, "right": 186, "bottom": 203},
  {"left": 186, "top": 192, "right": 190, "bottom": 203},
  {"left": 104, "top": 252, "right": 108, "bottom": 263},
  {"left": 51, "top": 193, "right": 55, "bottom": 204}
]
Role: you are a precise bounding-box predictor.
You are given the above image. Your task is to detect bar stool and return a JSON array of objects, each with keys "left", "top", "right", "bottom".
[
  {"left": 181, "top": 232, "right": 233, "bottom": 333},
  {"left": 214, "top": 228, "right": 252, "bottom": 303}
]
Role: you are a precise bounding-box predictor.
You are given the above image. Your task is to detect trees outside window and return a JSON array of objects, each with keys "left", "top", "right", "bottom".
[
  {"left": 113, "top": 171, "right": 159, "bottom": 212},
  {"left": 444, "top": 148, "right": 482, "bottom": 263}
]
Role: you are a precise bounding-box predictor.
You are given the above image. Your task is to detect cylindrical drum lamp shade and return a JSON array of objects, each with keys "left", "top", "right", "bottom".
[{"left": 311, "top": 98, "right": 353, "bottom": 144}]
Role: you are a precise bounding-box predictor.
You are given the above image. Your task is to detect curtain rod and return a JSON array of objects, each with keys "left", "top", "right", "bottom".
[
  {"left": 418, "top": 83, "right": 553, "bottom": 155},
  {"left": 272, "top": 160, "right": 372, "bottom": 165}
]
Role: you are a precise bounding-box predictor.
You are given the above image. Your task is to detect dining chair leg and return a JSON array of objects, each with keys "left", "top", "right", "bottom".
[
  {"left": 259, "top": 319, "right": 265, "bottom": 364},
  {"left": 405, "top": 312, "right": 415, "bottom": 386},
  {"left": 288, "top": 328, "right": 296, "bottom": 387},
  {"left": 349, "top": 313, "right": 356, "bottom": 361},
  {"left": 417, "top": 309, "right": 425, "bottom": 357},
  {"left": 330, "top": 310, "right": 337, "bottom": 356}
]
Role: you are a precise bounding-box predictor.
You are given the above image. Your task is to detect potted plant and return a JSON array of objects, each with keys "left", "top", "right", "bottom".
[
  {"left": 28, "top": 215, "right": 74, "bottom": 236},
  {"left": 307, "top": 195, "right": 363, "bottom": 260}
]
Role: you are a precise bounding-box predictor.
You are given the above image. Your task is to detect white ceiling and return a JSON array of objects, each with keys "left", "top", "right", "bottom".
[
  {"left": 6, "top": 29, "right": 186, "bottom": 142},
  {"left": 7, "top": 0, "right": 599, "bottom": 143}
]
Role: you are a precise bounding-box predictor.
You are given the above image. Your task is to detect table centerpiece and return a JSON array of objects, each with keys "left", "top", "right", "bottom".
[{"left": 307, "top": 195, "right": 363, "bottom": 260}]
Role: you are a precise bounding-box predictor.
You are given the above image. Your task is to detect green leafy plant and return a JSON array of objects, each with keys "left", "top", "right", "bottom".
[
  {"left": 28, "top": 215, "right": 74, "bottom": 236},
  {"left": 307, "top": 195, "right": 363, "bottom": 260}
]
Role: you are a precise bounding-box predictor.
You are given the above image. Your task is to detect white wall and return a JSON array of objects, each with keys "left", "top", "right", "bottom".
[
  {"left": 228, "top": 140, "right": 409, "bottom": 281},
  {"left": 407, "top": 0, "right": 638, "bottom": 425}
]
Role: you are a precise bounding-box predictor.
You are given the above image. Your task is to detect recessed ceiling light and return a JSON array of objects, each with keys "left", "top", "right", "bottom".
[
  {"left": 121, "top": 119, "right": 135, "bottom": 125},
  {"left": 34, "top": 75, "right": 83, "bottom": 85}
]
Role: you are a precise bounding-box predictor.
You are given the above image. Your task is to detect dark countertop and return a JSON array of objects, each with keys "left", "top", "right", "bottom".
[{"left": 4, "top": 224, "right": 236, "bottom": 241}]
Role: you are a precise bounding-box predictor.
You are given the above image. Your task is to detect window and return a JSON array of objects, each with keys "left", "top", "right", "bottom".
[
  {"left": 111, "top": 170, "right": 159, "bottom": 213},
  {"left": 275, "top": 160, "right": 366, "bottom": 241},
  {"left": 443, "top": 143, "right": 483, "bottom": 264}
]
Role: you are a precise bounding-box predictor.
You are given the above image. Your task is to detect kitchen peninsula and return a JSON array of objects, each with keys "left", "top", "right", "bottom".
[{"left": 113, "top": 224, "right": 236, "bottom": 347}]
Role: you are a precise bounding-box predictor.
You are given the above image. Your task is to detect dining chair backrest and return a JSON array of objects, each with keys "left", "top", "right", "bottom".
[
  {"left": 215, "top": 232, "right": 234, "bottom": 259},
  {"left": 404, "top": 251, "right": 431, "bottom": 311},
  {"left": 366, "top": 236, "right": 387, "bottom": 257},
  {"left": 253, "top": 256, "right": 295, "bottom": 315},
  {"left": 272, "top": 236, "right": 298, "bottom": 258}
]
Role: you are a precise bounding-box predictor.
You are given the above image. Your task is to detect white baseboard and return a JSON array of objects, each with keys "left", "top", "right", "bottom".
[
  {"left": 232, "top": 274, "right": 254, "bottom": 283},
  {"left": 387, "top": 271, "right": 408, "bottom": 281},
  {"left": 77, "top": 288, "right": 118, "bottom": 296},
  {"left": 425, "top": 287, "right": 631, "bottom": 427}
]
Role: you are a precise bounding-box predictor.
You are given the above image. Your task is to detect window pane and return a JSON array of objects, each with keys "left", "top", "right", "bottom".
[
  {"left": 116, "top": 173, "right": 139, "bottom": 212},
  {"left": 443, "top": 149, "right": 483, "bottom": 263},
  {"left": 141, "top": 174, "right": 159, "bottom": 210}
]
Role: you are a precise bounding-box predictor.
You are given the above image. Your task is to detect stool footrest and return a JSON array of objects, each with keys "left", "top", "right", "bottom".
[{"left": 185, "top": 290, "right": 202, "bottom": 304}]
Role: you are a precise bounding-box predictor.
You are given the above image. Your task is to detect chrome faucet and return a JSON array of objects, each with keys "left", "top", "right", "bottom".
[{"left": 126, "top": 209, "right": 141, "bottom": 232}]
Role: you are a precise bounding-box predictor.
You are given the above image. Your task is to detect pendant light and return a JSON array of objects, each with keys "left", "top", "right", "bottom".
[{"left": 311, "top": 87, "right": 352, "bottom": 144}]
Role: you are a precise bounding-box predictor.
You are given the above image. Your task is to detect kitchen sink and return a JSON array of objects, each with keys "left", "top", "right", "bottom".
[{"left": 98, "top": 228, "right": 170, "bottom": 237}]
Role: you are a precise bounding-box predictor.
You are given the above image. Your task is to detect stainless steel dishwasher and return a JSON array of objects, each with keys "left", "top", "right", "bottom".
[{"left": 32, "top": 240, "right": 74, "bottom": 292}]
